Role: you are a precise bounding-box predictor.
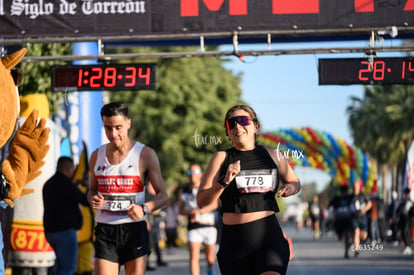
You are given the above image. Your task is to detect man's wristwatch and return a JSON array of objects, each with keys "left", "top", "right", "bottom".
[{"left": 140, "top": 204, "right": 149, "bottom": 215}]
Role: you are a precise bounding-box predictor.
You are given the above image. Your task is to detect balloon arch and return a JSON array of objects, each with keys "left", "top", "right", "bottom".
[{"left": 257, "top": 127, "right": 377, "bottom": 193}]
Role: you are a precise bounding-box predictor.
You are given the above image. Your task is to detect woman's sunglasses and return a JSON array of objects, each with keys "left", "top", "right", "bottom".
[
  {"left": 226, "top": 116, "right": 253, "bottom": 130},
  {"left": 187, "top": 169, "right": 201, "bottom": 175}
]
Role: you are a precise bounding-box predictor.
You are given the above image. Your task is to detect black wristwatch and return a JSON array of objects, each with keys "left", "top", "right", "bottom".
[
  {"left": 217, "top": 175, "right": 230, "bottom": 188},
  {"left": 140, "top": 204, "right": 149, "bottom": 215}
]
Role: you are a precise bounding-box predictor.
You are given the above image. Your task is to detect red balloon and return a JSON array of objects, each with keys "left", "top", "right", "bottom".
[{"left": 306, "top": 127, "right": 323, "bottom": 145}]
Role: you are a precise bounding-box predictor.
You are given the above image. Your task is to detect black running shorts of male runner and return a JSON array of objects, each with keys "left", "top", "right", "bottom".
[
  {"left": 94, "top": 222, "right": 151, "bottom": 264},
  {"left": 217, "top": 214, "right": 290, "bottom": 275}
]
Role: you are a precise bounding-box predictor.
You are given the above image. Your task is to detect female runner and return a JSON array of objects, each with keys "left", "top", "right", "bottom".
[{"left": 197, "top": 105, "right": 301, "bottom": 275}]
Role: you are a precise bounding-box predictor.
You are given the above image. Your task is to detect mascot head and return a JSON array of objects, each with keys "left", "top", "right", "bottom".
[{"left": 0, "top": 48, "right": 27, "bottom": 148}]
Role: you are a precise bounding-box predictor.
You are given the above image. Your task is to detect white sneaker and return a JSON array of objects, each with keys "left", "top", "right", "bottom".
[{"left": 402, "top": 246, "right": 412, "bottom": 255}]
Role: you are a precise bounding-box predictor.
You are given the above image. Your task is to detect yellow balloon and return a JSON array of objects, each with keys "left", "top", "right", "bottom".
[
  {"left": 315, "top": 154, "right": 324, "bottom": 163},
  {"left": 343, "top": 163, "right": 350, "bottom": 180},
  {"left": 337, "top": 139, "right": 350, "bottom": 160},
  {"left": 365, "top": 178, "right": 374, "bottom": 193},
  {"left": 308, "top": 156, "right": 316, "bottom": 168}
]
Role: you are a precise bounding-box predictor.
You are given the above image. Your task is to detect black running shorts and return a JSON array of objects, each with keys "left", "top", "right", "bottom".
[
  {"left": 217, "top": 214, "right": 290, "bottom": 275},
  {"left": 94, "top": 222, "right": 150, "bottom": 264}
]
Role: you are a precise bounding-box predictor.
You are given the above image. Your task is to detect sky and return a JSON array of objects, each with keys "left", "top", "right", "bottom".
[{"left": 220, "top": 38, "right": 404, "bottom": 191}]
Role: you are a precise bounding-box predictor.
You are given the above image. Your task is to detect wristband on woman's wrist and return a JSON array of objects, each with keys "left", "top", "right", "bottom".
[
  {"left": 217, "top": 175, "right": 229, "bottom": 188},
  {"left": 288, "top": 182, "right": 300, "bottom": 195}
]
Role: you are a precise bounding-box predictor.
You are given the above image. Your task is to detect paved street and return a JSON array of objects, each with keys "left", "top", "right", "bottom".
[
  {"left": 134, "top": 224, "right": 414, "bottom": 275},
  {"left": 286, "top": 227, "right": 414, "bottom": 275}
]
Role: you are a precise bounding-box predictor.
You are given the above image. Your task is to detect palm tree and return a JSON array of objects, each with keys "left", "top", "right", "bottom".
[{"left": 347, "top": 84, "right": 414, "bottom": 200}]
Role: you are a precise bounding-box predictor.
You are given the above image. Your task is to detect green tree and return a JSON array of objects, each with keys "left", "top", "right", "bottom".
[
  {"left": 110, "top": 47, "right": 244, "bottom": 186},
  {"left": 17, "top": 44, "right": 243, "bottom": 187},
  {"left": 347, "top": 84, "right": 414, "bottom": 197},
  {"left": 19, "top": 43, "right": 72, "bottom": 114}
]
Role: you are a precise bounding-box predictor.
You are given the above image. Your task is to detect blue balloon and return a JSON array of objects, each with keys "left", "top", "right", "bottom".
[
  {"left": 326, "top": 132, "right": 342, "bottom": 156},
  {"left": 323, "top": 154, "right": 336, "bottom": 175},
  {"left": 349, "top": 170, "right": 356, "bottom": 184},
  {"left": 294, "top": 156, "right": 310, "bottom": 167},
  {"left": 284, "top": 129, "right": 306, "bottom": 143}
]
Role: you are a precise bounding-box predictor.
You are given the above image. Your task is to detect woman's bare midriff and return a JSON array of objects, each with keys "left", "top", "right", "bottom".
[{"left": 222, "top": 210, "right": 275, "bottom": 225}]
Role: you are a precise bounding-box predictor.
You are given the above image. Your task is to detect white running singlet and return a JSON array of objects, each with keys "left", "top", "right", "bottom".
[
  {"left": 94, "top": 142, "right": 146, "bottom": 224},
  {"left": 181, "top": 187, "right": 215, "bottom": 226}
]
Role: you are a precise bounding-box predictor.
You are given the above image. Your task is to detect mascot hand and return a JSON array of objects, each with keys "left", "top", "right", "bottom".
[{"left": 1, "top": 109, "right": 50, "bottom": 207}]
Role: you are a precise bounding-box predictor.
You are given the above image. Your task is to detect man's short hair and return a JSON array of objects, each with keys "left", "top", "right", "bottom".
[
  {"left": 57, "top": 156, "right": 74, "bottom": 171},
  {"left": 100, "top": 102, "right": 129, "bottom": 118}
]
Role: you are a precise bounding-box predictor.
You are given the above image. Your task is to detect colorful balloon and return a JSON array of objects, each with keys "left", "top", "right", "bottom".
[{"left": 257, "top": 127, "right": 376, "bottom": 192}]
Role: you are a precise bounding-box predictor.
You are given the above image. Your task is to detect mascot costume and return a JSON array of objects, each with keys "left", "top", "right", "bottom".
[
  {"left": 9, "top": 93, "right": 60, "bottom": 274},
  {"left": 0, "top": 48, "right": 50, "bottom": 273}
]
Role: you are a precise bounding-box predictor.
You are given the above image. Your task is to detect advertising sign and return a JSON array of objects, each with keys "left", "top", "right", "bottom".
[{"left": 0, "top": 0, "right": 413, "bottom": 39}]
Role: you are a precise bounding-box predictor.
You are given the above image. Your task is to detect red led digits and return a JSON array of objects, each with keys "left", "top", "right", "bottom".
[
  {"left": 358, "top": 61, "right": 385, "bottom": 81},
  {"left": 402, "top": 61, "right": 414, "bottom": 79},
  {"left": 52, "top": 64, "right": 155, "bottom": 91},
  {"left": 90, "top": 68, "right": 103, "bottom": 88},
  {"left": 138, "top": 67, "right": 151, "bottom": 85},
  {"left": 372, "top": 61, "right": 385, "bottom": 81},
  {"left": 78, "top": 69, "right": 83, "bottom": 87},
  {"left": 124, "top": 67, "right": 136, "bottom": 87},
  {"left": 358, "top": 61, "right": 370, "bottom": 81},
  {"left": 104, "top": 67, "right": 117, "bottom": 87},
  {"left": 319, "top": 58, "right": 414, "bottom": 85}
]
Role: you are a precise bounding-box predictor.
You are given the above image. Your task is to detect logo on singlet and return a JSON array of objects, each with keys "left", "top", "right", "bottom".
[{"left": 97, "top": 166, "right": 106, "bottom": 171}]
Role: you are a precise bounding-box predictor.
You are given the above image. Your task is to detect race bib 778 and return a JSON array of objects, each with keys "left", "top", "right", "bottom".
[{"left": 235, "top": 169, "right": 277, "bottom": 194}]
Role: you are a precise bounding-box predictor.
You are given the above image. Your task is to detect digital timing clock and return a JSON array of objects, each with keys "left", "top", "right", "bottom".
[
  {"left": 51, "top": 64, "right": 156, "bottom": 91},
  {"left": 318, "top": 57, "right": 414, "bottom": 85}
]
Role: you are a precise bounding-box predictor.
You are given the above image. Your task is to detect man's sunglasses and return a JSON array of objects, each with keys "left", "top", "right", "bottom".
[
  {"left": 226, "top": 116, "right": 253, "bottom": 130},
  {"left": 187, "top": 169, "right": 201, "bottom": 175}
]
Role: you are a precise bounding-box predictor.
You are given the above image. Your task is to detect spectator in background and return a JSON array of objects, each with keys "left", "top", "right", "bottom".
[
  {"left": 308, "top": 195, "right": 322, "bottom": 239},
  {"left": 146, "top": 182, "right": 168, "bottom": 271},
  {"left": 376, "top": 194, "right": 387, "bottom": 244},
  {"left": 146, "top": 210, "right": 168, "bottom": 271},
  {"left": 386, "top": 191, "right": 400, "bottom": 245},
  {"left": 164, "top": 198, "right": 179, "bottom": 250},
  {"left": 43, "top": 157, "right": 90, "bottom": 275},
  {"left": 369, "top": 187, "right": 386, "bottom": 245},
  {"left": 369, "top": 192, "right": 381, "bottom": 245},
  {"left": 179, "top": 164, "right": 218, "bottom": 275},
  {"left": 397, "top": 188, "right": 413, "bottom": 255},
  {"left": 329, "top": 185, "right": 354, "bottom": 259},
  {"left": 351, "top": 181, "right": 372, "bottom": 257}
]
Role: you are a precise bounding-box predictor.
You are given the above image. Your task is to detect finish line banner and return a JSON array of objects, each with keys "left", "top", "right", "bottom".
[{"left": 0, "top": 0, "right": 413, "bottom": 39}]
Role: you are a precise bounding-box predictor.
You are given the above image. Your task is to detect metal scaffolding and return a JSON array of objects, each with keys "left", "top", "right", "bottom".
[{"left": 1, "top": 27, "right": 413, "bottom": 62}]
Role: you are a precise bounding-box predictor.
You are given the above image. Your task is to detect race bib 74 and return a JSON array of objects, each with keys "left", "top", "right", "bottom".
[{"left": 101, "top": 194, "right": 135, "bottom": 212}]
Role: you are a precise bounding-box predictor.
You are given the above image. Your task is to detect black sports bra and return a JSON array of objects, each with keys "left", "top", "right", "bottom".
[{"left": 219, "top": 146, "right": 280, "bottom": 213}]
